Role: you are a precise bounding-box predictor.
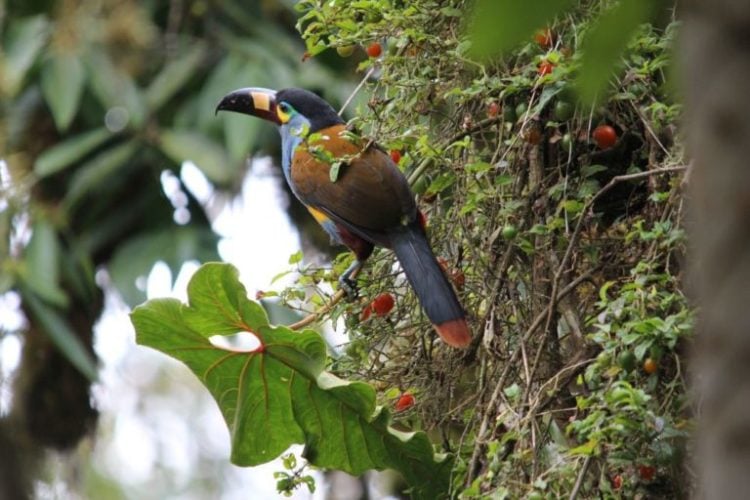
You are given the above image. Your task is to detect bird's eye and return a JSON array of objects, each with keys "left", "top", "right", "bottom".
[{"left": 276, "top": 102, "right": 294, "bottom": 124}]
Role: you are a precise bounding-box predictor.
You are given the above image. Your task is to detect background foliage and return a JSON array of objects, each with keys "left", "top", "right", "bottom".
[
  {"left": 1, "top": 0, "right": 691, "bottom": 498},
  {"left": 0, "top": 0, "right": 353, "bottom": 497}
]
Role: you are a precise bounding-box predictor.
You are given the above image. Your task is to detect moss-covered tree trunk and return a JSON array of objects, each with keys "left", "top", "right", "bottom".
[{"left": 683, "top": 1, "right": 750, "bottom": 498}]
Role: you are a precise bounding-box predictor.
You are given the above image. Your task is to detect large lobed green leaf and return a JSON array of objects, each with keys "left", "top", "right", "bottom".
[{"left": 131, "top": 263, "right": 451, "bottom": 499}]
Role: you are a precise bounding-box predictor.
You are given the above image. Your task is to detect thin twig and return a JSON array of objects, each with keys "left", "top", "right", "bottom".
[
  {"left": 287, "top": 267, "right": 361, "bottom": 330},
  {"left": 466, "top": 166, "right": 686, "bottom": 485},
  {"left": 569, "top": 456, "right": 592, "bottom": 500},
  {"left": 287, "top": 290, "right": 346, "bottom": 330},
  {"left": 338, "top": 66, "right": 376, "bottom": 116},
  {"left": 464, "top": 269, "right": 596, "bottom": 486},
  {"left": 542, "top": 165, "right": 687, "bottom": 362}
]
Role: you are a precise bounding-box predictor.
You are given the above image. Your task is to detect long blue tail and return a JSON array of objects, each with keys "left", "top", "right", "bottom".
[{"left": 391, "top": 224, "right": 471, "bottom": 347}]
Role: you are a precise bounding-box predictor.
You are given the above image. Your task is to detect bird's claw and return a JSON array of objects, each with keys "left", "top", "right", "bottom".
[{"left": 339, "top": 277, "right": 359, "bottom": 300}]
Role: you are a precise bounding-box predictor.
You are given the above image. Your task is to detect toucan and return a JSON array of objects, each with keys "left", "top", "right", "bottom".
[{"left": 216, "top": 87, "right": 471, "bottom": 348}]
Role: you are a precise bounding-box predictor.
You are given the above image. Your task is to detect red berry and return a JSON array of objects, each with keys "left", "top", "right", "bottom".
[
  {"left": 360, "top": 303, "right": 373, "bottom": 321},
  {"left": 437, "top": 257, "right": 449, "bottom": 272},
  {"left": 389, "top": 149, "right": 401, "bottom": 164},
  {"left": 638, "top": 465, "right": 655, "bottom": 482},
  {"left": 524, "top": 127, "right": 542, "bottom": 144},
  {"left": 366, "top": 42, "right": 382, "bottom": 58},
  {"left": 612, "top": 474, "right": 623, "bottom": 490},
  {"left": 371, "top": 293, "right": 395, "bottom": 316},
  {"left": 417, "top": 210, "right": 427, "bottom": 229},
  {"left": 534, "top": 28, "right": 554, "bottom": 49},
  {"left": 451, "top": 269, "right": 465, "bottom": 289},
  {"left": 592, "top": 125, "right": 617, "bottom": 149},
  {"left": 538, "top": 61, "right": 554, "bottom": 76},
  {"left": 395, "top": 392, "right": 415, "bottom": 412},
  {"left": 488, "top": 101, "right": 500, "bottom": 118},
  {"left": 643, "top": 357, "right": 658, "bottom": 375}
]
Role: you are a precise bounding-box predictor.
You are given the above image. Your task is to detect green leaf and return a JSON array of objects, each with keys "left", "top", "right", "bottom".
[
  {"left": 427, "top": 172, "right": 456, "bottom": 195},
  {"left": 85, "top": 49, "right": 146, "bottom": 127},
  {"left": 22, "top": 220, "right": 68, "bottom": 307},
  {"left": 41, "top": 52, "right": 85, "bottom": 131},
  {"left": 220, "top": 64, "right": 270, "bottom": 160},
  {"left": 109, "top": 227, "right": 219, "bottom": 307},
  {"left": 468, "top": 0, "right": 574, "bottom": 58},
  {"left": 329, "top": 161, "right": 342, "bottom": 182},
  {"left": 223, "top": 110, "right": 263, "bottom": 161},
  {"left": 568, "top": 438, "right": 598, "bottom": 457},
  {"left": 159, "top": 129, "right": 234, "bottom": 185},
  {"left": 34, "top": 128, "right": 112, "bottom": 177},
  {"left": 0, "top": 209, "right": 10, "bottom": 263},
  {"left": 1, "top": 15, "right": 50, "bottom": 96},
  {"left": 145, "top": 43, "right": 207, "bottom": 111},
  {"left": 576, "top": 0, "right": 654, "bottom": 105},
  {"left": 131, "top": 263, "right": 452, "bottom": 499},
  {"left": 64, "top": 140, "right": 139, "bottom": 210},
  {"left": 22, "top": 290, "right": 98, "bottom": 382}
]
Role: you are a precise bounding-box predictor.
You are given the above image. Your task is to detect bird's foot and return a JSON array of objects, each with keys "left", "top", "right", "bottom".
[{"left": 339, "top": 277, "right": 359, "bottom": 300}]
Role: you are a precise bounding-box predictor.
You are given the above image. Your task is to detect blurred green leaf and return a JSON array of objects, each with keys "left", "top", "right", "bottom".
[
  {"left": 85, "top": 49, "right": 146, "bottom": 127},
  {"left": 220, "top": 65, "right": 269, "bottom": 160},
  {"left": 1, "top": 15, "right": 49, "bottom": 96},
  {"left": 468, "top": 0, "right": 574, "bottom": 58},
  {"left": 34, "top": 128, "right": 112, "bottom": 177},
  {"left": 59, "top": 243, "right": 98, "bottom": 307},
  {"left": 23, "top": 290, "right": 98, "bottom": 382},
  {"left": 41, "top": 52, "right": 85, "bottom": 131},
  {"left": 23, "top": 220, "right": 68, "bottom": 307},
  {"left": 159, "top": 129, "right": 234, "bottom": 185},
  {"left": 132, "top": 263, "right": 452, "bottom": 500},
  {"left": 64, "top": 140, "right": 139, "bottom": 210},
  {"left": 145, "top": 43, "right": 207, "bottom": 111},
  {"left": 0, "top": 209, "right": 11, "bottom": 262},
  {"left": 223, "top": 110, "right": 263, "bottom": 161},
  {"left": 109, "top": 227, "right": 219, "bottom": 307},
  {"left": 196, "top": 55, "right": 247, "bottom": 132},
  {"left": 576, "top": 0, "right": 654, "bottom": 104}
]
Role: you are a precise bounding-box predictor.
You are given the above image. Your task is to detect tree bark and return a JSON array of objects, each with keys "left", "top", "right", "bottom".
[{"left": 682, "top": 2, "right": 750, "bottom": 498}]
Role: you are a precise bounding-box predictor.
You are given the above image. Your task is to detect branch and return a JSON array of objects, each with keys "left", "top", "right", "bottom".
[
  {"left": 569, "top": 455, "right": 592, "bottom": 500},
  {"left": 287, "top": 290, "right": 347, "bottom": 331},
  {"left": 287, "top": 267, "right": 362, "bottom": 331},
  {"left": 464, "top": 268, "right": 596, "bottom": 485}
]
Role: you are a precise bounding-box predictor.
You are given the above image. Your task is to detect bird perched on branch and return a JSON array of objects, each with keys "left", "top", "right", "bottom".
[{"left": 216, "top": 87, "right": 470, "bottom": 348}]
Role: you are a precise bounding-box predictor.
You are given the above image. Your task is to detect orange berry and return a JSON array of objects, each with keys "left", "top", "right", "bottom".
[
  {"left": 389, "top": 149, "right": 401, "bottom": 164},
  {"left": 612, "top": 474, "right": 623, "bottom": 490},
  {"left": 592, "top": 124, "right": 617, "bottom": 149},
  {"left": 371, "top": 293, "right": 395, "bottom": 316},
  {"left": 451, "top": 269, "right": 465, "bottom": 289},
  {"left": 638, "top": 465, "right": 655, "bottom": 482},
  {"left": 360, "top": 304, "right": 373, "bottom": 321},
  {"left": 395, "top": 392, "right": 415, "bottom": 412},
  {"left": 488, "top": 101, "right": 500, "bottom": 118},
  {"left": 366, "top": 41, "right": 382, "bottom": 58},
  {"left": 538, "top": 61, "right": 554, "bottom": 76},
  {"left": 417, "top": 210, "right": 427, "bottom": 229},
  {"left": 437, "top": 257, "right": 449, "bottom": 272},
  {"left": 534, "top": 28, "right": 554, "bottom": 49}
]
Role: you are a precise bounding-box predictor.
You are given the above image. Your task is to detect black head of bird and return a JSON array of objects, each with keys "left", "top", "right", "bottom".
[{"left": 216, "top": 87, "right": 471, "bottom": 348}]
